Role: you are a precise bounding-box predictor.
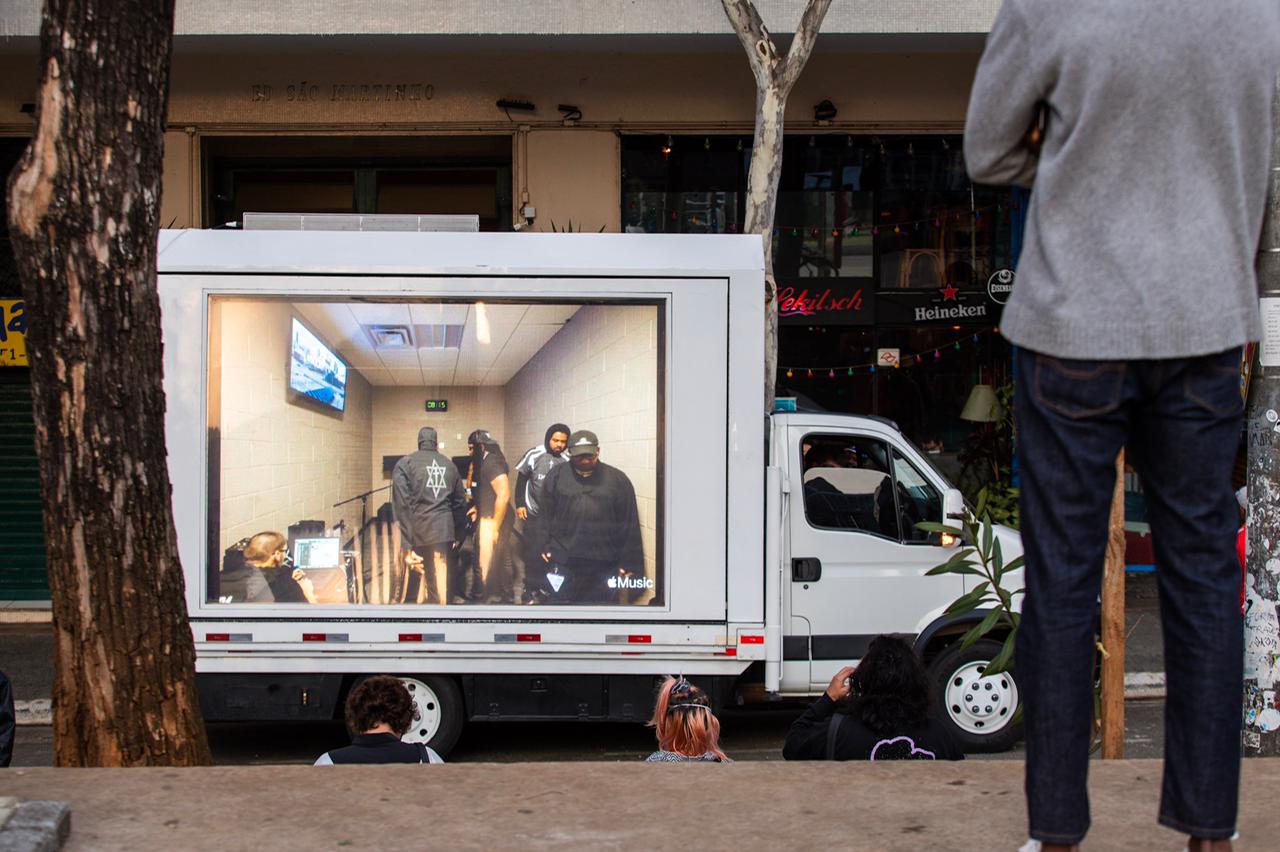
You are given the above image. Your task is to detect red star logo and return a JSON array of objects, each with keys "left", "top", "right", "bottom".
[{"left": 940, "top": 285, "right": 959, "bottom": 301}]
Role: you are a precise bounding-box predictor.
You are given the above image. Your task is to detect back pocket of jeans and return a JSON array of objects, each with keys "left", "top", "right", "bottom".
[
  {"left": 1032, "top": 354, "right": 1125, "bottom": 419},
  {"left": 1183, "top": 348, "right": 1244, "bottom": 417}
]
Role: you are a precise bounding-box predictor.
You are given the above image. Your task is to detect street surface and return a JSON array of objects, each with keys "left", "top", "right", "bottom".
[{"left": 4, "top": 574, "right": 1168, "bottom": 766}]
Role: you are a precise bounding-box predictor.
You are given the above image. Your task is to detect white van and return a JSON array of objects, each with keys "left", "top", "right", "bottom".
[{"left": 158, "top": 227, "right": 1023, "bottom": 755}]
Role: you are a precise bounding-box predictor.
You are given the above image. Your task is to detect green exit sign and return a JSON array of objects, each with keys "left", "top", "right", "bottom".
[{"left": 424, "top": 399, "right": 449, "bottom": 412}]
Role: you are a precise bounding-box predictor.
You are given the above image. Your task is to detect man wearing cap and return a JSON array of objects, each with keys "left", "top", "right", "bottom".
[
  {"left": 536, "top": 429, "right": 644, "bottom": 604},
  {"left": 391, "top": 426, "right": 466, "bottom": 604},
  {"left": 466, "top": 429, "right": 512, "bottom": 603}
]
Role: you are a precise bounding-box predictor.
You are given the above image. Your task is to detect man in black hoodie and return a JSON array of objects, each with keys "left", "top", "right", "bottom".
[
  {"left": 513, "top": 423, "right": 570, "bottom": 603},
  {"left": 391, "top": 426, "right": 466, "bottom": 604}
]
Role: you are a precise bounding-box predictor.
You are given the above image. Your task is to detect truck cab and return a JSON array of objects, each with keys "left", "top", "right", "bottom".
[{"left": 770, "top": 411, "right": 1023, "bottom": 750}]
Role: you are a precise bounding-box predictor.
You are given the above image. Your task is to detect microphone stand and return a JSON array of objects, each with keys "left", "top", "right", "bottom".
[{"left": 334, "top": 486, "right": 391, "bottom": 604}]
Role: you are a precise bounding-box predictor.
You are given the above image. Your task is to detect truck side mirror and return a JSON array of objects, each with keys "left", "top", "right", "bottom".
[
  {"left": 939, "top": 488, "right": 967, "bottom": 547},
  {"left": 943, "top": 488, "right": 966, "bottom": 522}
]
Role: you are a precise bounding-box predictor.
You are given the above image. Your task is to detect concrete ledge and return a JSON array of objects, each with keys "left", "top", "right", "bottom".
[
  {"left": 3, "top": 760, "right": 1278, "bottom": 851},
  {"left": 14, "top": 702, "right": 52, "bottom": 727},
  {"left": 0, "top": 800, "right": 71, "bottom": 852}
]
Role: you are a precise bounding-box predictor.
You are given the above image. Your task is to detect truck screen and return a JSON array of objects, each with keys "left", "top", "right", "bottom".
[{"left": 205, "top": 296, "right": 664, "bottom": 609}]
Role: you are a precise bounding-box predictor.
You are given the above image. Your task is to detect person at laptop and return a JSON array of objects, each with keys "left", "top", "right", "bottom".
[{"left": 243, "top": 531, "right": 317, "bottom": 604}]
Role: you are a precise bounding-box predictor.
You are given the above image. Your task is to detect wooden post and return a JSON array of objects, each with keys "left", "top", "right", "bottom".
[{"left": 1100, "top": 450, "right": 1127, "bottom": 758}]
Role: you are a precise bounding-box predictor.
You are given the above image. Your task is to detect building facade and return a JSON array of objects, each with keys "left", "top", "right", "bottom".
[{"left": 0, "top": 1, "right": 1014, "bottom": 600}]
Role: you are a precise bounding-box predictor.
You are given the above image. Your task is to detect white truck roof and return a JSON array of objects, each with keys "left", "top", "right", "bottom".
[{"left": 157, "top": 230, "right": 765, "bottom": 278}]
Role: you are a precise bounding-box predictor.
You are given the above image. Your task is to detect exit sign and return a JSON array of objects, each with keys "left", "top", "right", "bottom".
[{"left": 425, "top": 399, "right": 449, "bottom": 412}]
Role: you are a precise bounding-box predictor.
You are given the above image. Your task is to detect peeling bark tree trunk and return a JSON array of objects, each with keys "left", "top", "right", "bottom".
[
  {"left": 721, "top": 0, "right": 832, "bottom": 408},
  {"left": 1244, "top": 76, "right": 1280, "bottom": 757},
  {"left": 6, "top": 0, "right": 210, "bottom": 766}
]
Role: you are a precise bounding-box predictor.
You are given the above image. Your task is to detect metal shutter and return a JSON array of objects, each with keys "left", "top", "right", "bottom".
[{"left": 0, "top": 371, "right": 48, "bottom": 600}]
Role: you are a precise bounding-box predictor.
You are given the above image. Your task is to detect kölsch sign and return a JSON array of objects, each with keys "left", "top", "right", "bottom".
[{"left": 777, "top": 279, "right": 875, "bottom": 326}]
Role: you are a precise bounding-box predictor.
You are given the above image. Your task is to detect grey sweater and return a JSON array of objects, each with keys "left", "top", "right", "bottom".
[{"left": 965, "top": 0, "right": 1280, "bottom": 359}]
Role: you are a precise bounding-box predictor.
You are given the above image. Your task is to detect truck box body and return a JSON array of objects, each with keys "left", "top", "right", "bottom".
[{"left": 159, "top": 231, "right": 769, "bottom": 674}]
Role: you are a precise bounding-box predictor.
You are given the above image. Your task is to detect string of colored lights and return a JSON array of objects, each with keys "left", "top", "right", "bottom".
[
  {"left": 665, "top": 202, "right": 1019, "bottom": 234},
  {"left": 780, "top": 327, "right": 1000, "bottom": 379}
]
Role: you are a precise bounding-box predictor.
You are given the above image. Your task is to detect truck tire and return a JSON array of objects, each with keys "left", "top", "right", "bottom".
[
  {"left": 929, "top": 639, "right": 1022, "bottom": 753},
  {"left": 395, "top": 675, "right": 465, "bottom": 757}
]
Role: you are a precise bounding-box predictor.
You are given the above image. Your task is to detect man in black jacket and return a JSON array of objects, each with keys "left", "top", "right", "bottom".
[
  {"left": 391, "top": 426, "right": 466, "bottom": 604},
  {"left": 513, "top": 423, "right": 570, "bottom": 602},
  {"left": 537, "top": 430, "right": 645, "bottom": 604}
]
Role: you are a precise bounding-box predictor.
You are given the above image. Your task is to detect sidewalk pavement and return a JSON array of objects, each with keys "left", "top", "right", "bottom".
[{"left": 3, "top": 760, "right": 1279, "bottom": 851}]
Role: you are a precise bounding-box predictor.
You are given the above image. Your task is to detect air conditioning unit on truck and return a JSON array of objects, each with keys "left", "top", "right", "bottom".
[{"left": 157, "top": 225, "right": 1025, "bottom": 756}]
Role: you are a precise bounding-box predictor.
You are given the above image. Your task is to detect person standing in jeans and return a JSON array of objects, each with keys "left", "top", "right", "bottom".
[{"left": 965, "top": 2, "right": 1280, "bottom": 850}]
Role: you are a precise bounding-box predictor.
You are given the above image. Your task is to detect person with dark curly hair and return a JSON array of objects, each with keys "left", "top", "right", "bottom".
[
  {"left": 782, "top": 635, "right": 962, "bottom": 761},
  {"left": 314, "top": 675, "right": 443, "bottom": 765}
]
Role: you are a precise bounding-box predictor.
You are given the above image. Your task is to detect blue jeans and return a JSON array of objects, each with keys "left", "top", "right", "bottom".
[{"left": 1015, "top": 346, "right": 1244, "bottom": 844}]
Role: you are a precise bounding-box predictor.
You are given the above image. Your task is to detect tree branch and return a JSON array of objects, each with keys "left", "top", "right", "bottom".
[
  {"left": 720, "top": 0, "right": 776, "bottom": 90},
  {"left": 779, "top": 0, "right": 833, "bottom": 95}
]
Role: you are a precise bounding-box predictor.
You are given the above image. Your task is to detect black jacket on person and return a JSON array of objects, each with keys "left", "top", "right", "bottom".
[
  {"left": 392, "top": 427, "right": 467, "bottom": 548},
  {"left": 782, "top": 694, "right": 964, "bottom": 761},
  {"left": 314, "top": 732, "right": 443, "bottom": 764},
  {"left": 537, "top": 461, "right": 643, "bottom": 572},
  {"left": 0, "top": 670, "right": 13, "bottom": 767}
]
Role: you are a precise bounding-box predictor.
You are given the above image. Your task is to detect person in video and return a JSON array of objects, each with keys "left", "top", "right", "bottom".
[
  {"left": 466, "top": 429, "right": 512, "bottom": 603},
  {"left": 392, "top": 426, "right": 467, "bottom": 604},
  {"left": 513, "top": 423, "right": 571, "bottom": 603},
  {"left": 244, "top": 531, "right": 317, "bottom": 604},
  {"left": 645, "top": 677, "right": 730, "bottom": 762},
  {"left": 783, "top": 635, "right": 962, "bottom": 761},
  {"left": 537, "top": 430, "right": 644, "bottom": 604},
  {"left": 314, "top": 675, "right": 444, "bottom": 765},
  {"left": 217, "top": 537, "right": 274, "bottom": 604}
]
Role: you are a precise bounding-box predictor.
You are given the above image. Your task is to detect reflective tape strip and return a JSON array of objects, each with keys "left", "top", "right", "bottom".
[
  {"left": 606, "top": 634, "right": 652, "bottom": 644},
  {"left": 302, "top": 633, "right": 349, "bottom": 642},
  {"left": 495, "top": 633, "right": 541, "bottom": 643},
  {"left": 739, "top": 635, "right": 765, "bottom": 644},
  {"left": 399, "top": 633, "right": 446, "bottom": 642},
  {"left": 205, "top": 633, "right": 252, "bottom": 642}
]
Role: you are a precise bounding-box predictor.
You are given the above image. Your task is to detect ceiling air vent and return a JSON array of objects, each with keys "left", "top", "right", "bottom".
[
  {"left": 414, "top": 324, "right": 465, "bottom": 350},
  {"left": 364, "top": 324, "right": 415, "bottom": 349}
]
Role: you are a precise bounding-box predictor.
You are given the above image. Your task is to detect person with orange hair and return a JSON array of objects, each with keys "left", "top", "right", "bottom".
[{"left": 644, "top": 677, "right": 730, "bottom": 763}]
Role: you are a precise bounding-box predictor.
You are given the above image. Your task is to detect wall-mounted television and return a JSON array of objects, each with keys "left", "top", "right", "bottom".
[{"left": 289, "top": 317, "right": 347, "bottom": 412}]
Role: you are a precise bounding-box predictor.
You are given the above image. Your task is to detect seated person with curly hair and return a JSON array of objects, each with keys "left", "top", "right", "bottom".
[
  {"left": 645, "top": 677, "right": 731, "bottom": 762},
  {"left": 783, "top": 634, "right": 963, "bottom": 761},
  {"left": 315, "top": 675, "right": 444, "bottom": 765}
]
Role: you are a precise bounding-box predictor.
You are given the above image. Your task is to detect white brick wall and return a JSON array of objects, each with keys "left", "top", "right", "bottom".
[
  {"left": 369, "top": 386, "right": 505, "bottom": 490},
  {"left": 216, "top": 299, "right": 373, "bottom": 553},
  {"left": 503, "top": 304, "right": 660, "bottom": 600}
]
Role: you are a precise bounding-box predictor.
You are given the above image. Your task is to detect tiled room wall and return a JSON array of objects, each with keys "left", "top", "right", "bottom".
[
  {"left": 503, "top": 304, "right": 660, "bottom": 598},
  {"left": 369, "top": 386, "right": 506, "bottom": 490},
  {"left": 216, "top": 299, "right": 373, "bottom": 553}
]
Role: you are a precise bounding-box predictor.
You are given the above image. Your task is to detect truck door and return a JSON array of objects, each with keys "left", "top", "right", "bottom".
[{"left": 786, "top": 427, "right": 964, "bottom": 691}]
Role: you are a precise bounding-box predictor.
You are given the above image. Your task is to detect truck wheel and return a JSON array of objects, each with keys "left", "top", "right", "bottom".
[
  {"left": 397, "top": 675, "right": 464, "bottom": 757},
  {"left": 930, "top": 639, "right": 1022, "bottom": 753}
]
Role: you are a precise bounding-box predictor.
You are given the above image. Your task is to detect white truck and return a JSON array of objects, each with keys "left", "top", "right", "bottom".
[{"left": 157, "top": 226, "right": 1024, "bottom": 755}]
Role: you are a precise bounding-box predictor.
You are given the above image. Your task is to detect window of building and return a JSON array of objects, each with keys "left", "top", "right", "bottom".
[{"left": 204, "top": 136, "right": 513, "bottom": 230}]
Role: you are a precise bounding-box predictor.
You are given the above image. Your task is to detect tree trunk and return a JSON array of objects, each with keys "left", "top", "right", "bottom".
[
  {"left": 6, "top": 0, "right": 210, "bottom": 766},
  {"left": 1244, "top": 75, "right": 1280, "bottom": 757},
  {"left": 721, "top": 0, "right": 832, "bottom": 408}
]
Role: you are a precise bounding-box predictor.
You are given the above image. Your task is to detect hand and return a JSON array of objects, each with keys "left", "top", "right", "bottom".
[
  {"left": 516, "top": 507, "right": 529, "bottom": 521},
  {"left": 404, "top": 550, "right": 424, "bottom": 567},
  {"left": 826, "top": 665, "right": 857, "bottom": 702},
  {"left": 292, "top": 570, "right": 315, "bottom": 593},
  {"left": 466, "top": 507, "right": 477, "bottom": 522},
  {"left": 541, "top": 552, "right": 551, "bottom": 563}
]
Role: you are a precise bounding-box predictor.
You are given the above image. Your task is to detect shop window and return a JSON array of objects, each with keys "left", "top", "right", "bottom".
[
  {"left": 206, "top": 296, "right": 663, "bottom": 609},
  {"left": 204, "top": 136, "right": 513, "bottom": 230}
]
